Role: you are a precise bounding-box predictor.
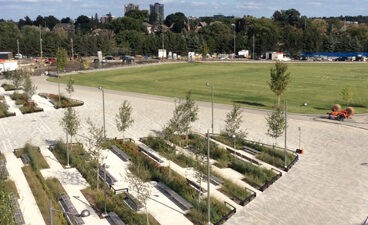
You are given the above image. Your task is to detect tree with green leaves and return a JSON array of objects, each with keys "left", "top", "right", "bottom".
[
  {"left": 115, "top": 100, "right": 134, "bottom": 140},
  {"left": 7, "top": 70, "right": 25, "bottom": 92},
  {"left": 163, "top": 92, "right": 199, "bottom": 141},
  {"left": 66, "top": 77, "right": 74, "bottom": 97},
  {"left": 126, "top": 163, "right": 151, "bottom": 225},
  {"left": 56, "top": 48, "right": 68, "bottom": 73},
  {"left": 222, "top": 105, "right": 247, "bottom": 138},
  {"left": 265, "top": 108, "right": 286, "bottom": 147},
  {"left": 23, "top": 74, "right": 37, "bottom": 100},
  {"left": 268, "top": 62, "right": 291, "bottom": 106},
  {"left": 200, "top": 41, "right": 209, "bottom": 59},
  {"left": 86, "top": 118, "right": 106, "bottom": 190},
  {"left": 340, "top": 85, "right": 354, "bottom": 107},
  {"left": 60, "top": 107, "right": 80, "bottom": 167}
]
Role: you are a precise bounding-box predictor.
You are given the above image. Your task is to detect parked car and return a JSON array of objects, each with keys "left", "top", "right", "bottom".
[
  {"left": 335, "top": 57, "right": 348, "bottom": 61},
  {"left": 93, "top": 58, "right": 106, "bottom": 63},
  {"left": 104, "top": 56, "right": 115, "bottom": 61},
  {"left": 120, "top": 56, "right": 134, "bottom": 63},
  {"left": 14, "top": 54, "right": 23, "bottom": 59}
]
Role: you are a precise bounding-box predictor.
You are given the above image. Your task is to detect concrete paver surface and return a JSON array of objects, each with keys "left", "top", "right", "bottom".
[{"left": 0, "top": 74, "right": 367, "bottom": 225}]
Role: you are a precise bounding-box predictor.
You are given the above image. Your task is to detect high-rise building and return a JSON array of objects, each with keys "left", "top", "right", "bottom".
[
  {"left": 124, "top": 3, "right": 139, "bottom": 15},
  {"left": 100, "top": 13, "right": 115, "bottom": 24},
  {"left": 150, "top": 3, "right": 164, "bottom": 24}
]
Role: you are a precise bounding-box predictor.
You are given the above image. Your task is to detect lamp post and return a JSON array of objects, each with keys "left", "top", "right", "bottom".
[
  {"left": 206, "top": 82, "right": 214, "bottom": 135},
  {"left": 231, "top": 24, "right": 236, "bottom": 57},
  {"left": 98, "top": 86, "right": 106, "bottom": 139},
  {"left": 50, "top": 199, "right": 90, "bottom": 225},
  {"left": 102, "top": 163, "right": 110, "bottom": 217},
  {"left": 206, "top": 130, "right": 211, "bottom": 225},
  {"left": 284, "top": 100, "right": 287, "bottom": 170}
]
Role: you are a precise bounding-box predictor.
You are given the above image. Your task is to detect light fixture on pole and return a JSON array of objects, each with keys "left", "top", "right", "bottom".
[
  {"left": 206, "top": 130, "right": 211, "bottom": 225},
  {"left": 206, "top": 82, "right": 214, "bottom": 135},
  {"left": 231, "top": 24, "right": 236, "bottom": 56},
  {"left": 50, "top": 199, "right": 90, "bottom": 225},
  {"left": 98, "top": 86, "right": 106, "bottom": 139}
]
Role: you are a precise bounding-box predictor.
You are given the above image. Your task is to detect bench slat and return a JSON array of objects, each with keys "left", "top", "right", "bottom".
[
  {"left": 111, "top": 145, "right": 130, "bottom": 162},
  {"left": 156, "top": 182, "right": 193, "bottom": 210}
]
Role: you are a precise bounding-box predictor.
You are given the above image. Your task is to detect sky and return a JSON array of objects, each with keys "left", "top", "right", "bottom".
[{"left": 0, "top": 0, "right": 367, "bottom": 21}]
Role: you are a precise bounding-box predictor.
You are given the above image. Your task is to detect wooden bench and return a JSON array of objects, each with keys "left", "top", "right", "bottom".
[
  {"left": 0, "top": 159, "right": 9, "bottom": 179},
  {"left": 111, "top": 145, "right": 130, "bottom": 162},
  {"left": 226, "top": 148, "right": 261, "bottom": 165},
  {"left": 59, "top": 194, "right": 85, "bottom": 225},
  {"left": 208, "top": 175, "right": 223, "bottom": 186},
  {"left": 186, "top": 178, "right": 207, "bottom": 193},
  {"left": 97, "top": 168, "right": 117, "bottom": 187},
  {"left": 107, "top": 212, "right": 125, "bottom": 225},
  {"left": 21, "top": 154, "right": 30, "bottom": 165},
  {"left": 138, "top": 144, "right": 164, "bottom": 164},
  {"left": 156, "top": 182, "right": 193, "bottom": 211},
  {"left": 123, "top": 192, "right": 143, "bottom": 211}
]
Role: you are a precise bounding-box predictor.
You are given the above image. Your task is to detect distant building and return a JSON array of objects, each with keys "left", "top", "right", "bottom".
[
  {"left": 100, "top": 13, "right": 115, "bottom": 24},
  {"left": 124, "top": 3, "right": 139, "bottom": 15},
  {"left": 150, "top": 3, "right": 164, "bottom": 24}
]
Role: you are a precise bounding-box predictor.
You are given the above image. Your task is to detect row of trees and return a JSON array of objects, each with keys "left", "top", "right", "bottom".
[{"left": 1, "top": 9, "right": 368, "bottom": 57}]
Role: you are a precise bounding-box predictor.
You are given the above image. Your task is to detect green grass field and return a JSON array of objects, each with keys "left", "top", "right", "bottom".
[{"left": 48, "top": 62, "right": 368, "bottom": 114}]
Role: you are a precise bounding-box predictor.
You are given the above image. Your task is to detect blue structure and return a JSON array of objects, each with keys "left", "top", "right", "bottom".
[{"left": 301, "top": 52, "right": 368, "bottom": 57}]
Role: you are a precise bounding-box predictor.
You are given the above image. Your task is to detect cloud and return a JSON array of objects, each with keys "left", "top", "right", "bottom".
[
  {"left": 191, "top": 1, "right": 206, "bottom": 6},
  {"left": 237, "top": 2, "right": 262, "bottom": 9}
]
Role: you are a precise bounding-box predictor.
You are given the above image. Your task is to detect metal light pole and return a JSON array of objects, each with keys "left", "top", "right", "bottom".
[
  {"left": 98, "top": 86, "right": 106, "bottom": 139},
  {"left": 206, "top": 130, "right": 211, "bottom": 225},
  {"left": 58, "top": 75, "right": 61, "bottom": 106},
  {"left": 17, "top": 39, "right": 20, "bottom": 55},
  {"left": 252, "top": 34, "right": 255, "bottom": 59},
  {"left": 284, "top": 101, "right": 287, "bottom": 170},
  {"left": 50, "top": 199, "right": 90, "bottom": 225},
  {"left": 206, "top": 82, "right": 214, "bottom": 134},
  {"left": 298, "top": 127, "right": 302, "bottom": 150},
  {"left": 103, "top": 163, "right": 109, "bottom": 217},
  {"left": 39, "top": 25, "right": 43, "bottom": 64},
  {"left": 71, "top": 38, "right": 74, "bottom": 60},
  {"left": 232, "top": 24, "right": 236, "bottom": 56},
  {"left": 66, "top": 132, "right": 70, "bottom": 167}
]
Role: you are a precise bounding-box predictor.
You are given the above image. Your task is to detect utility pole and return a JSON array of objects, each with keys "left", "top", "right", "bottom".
[
  {"left": 71, "top": 38, "right": 74, "bottom": 59},
  {"left": 284, "top": 100, "right": 287, "bottom": 170},
  {"left": 207, "top": 130, "right": 211, "bottom": 225},
  {"left": 17, "top": 39, "right": 20, "bottom": 55},
  {"left": 39, "top": 25, "right": 43, "bottom": 64},
  {"left": 252, "top": 34, "right": 255, "bottom": 59}
]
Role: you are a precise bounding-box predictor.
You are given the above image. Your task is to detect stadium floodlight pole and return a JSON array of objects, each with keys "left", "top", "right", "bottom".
[
  {"left": 232, "top": 24, "right": 236, "bottom": 56},
  {"left": 206, "top": 82, "right": 214, "bottom": 134},
  {"left": 207, "top": 129, "right": 211, "bottom": 225},
  {"left": 50, "top": 199, "right": 90, "bottom": 225},
  {"left": 98, "top": 86, "right": 106, "bottom": 139},
  {"left": 284, "top": 100, "right": 287, "bottom": 170}
]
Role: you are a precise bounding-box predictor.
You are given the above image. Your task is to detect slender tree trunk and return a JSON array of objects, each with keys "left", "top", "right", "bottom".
[
  {"left": 198, "top": 173, "right": 202, "bottom": 203},
  {"left": 96, "top": 167, "right": 99, "bottom": 190},
  {"left": 277, "top": 95, "right": 281, "bottom": 106},
  {"left": 146, "top": 206, "right": 150, "bottom": 225}
]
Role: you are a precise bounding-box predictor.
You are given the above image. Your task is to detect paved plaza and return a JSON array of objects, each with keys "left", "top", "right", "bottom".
[{"left": 0, "top": 74, "right": 368, "bottom": 225}]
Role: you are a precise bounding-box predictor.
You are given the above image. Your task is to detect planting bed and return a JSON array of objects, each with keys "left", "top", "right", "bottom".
[
  {"left": 0, "top": 99, "right": 15, "bottom": 118},
  {"left": 212, "top": 135, "right": 298, "bottom": 170},
  {"left": 39, "top": 93, "right": 84, "bottom": 109},
  {"left": 1, "top": 83, "right": 17, "bottom": 91},
  {"left": 171, "top": 134, "right": 279, "bottom": 191},
  {"left": 106, "top": 139, "right": 231, "bottom": 225},
  {"left": 142, "top": 136, "right": 253, "bottom": 206},
  {"left": 51, "top": 141, "right": 160, "bottom": 225},
  {"left": 14, "top": 144, "right": 49, "bottom": 169},
  {"left": 10, "top": 93, "right": 43, "bottom": 114}
]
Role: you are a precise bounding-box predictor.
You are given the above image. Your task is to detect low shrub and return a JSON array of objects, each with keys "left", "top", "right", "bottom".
[{"left": 1, "top": 83, "right": 16, "bottom": 91}]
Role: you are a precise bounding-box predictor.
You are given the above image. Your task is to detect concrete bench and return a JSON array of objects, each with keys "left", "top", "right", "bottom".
[
  {"left": 111, "top": 145, "right": 130, "bottom": 162},
  {"left": 123, "top": 192, "right": 143, "bottom": 211},
  {"left": 11, "top": 194, "right": 25, "bottom": 225},
  {"left": 107, "top": 212, "right": 125, "bottom": 225},
  {"left": 226, "top": 148, "right": 261, "bottom": 166},
  {"left": 0, "top": 159, "right": 9, "bottom": 179},
  {"left": 208, "top": 175, "right": 223, "bottom": 186},
  {"left": 21, "top": 154, "right": 30, "bottom": 165},
  {"left": 98, "top": 168, "right": 117, "bottom": 187},
  {"left": 138, "top": 144, "right": 164, "bottom": 164},
  {"left": 59, "top": 194, "right": 85, "bottom": 225},
  {"left": 156, "top": 182, "right": 193, "bottom": 211},
  {"left": 242, "top": 145, "right": 260, "bottom": 155},
  {"left": 186, "top": 178, "right": 207, "bottom": 193}
]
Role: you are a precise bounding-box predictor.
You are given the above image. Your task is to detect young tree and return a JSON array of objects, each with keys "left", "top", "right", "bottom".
[
  {"left": 222, "top": 105, "right": 247, "bottom": 138},
  {"left": 56, "top": 48, "right": 68, "bottom": 73},
  {"left": 268, "top": 62, "right": 291, "bottom": 106},
  {"left": 86, "top": 118, "right": 105, "bottom": 190},
  {"left": 126, "top": 164, "right": 152, "bottom": 225},
  {"left": 0, "top": 190, "right": 16, "bottom": 225},
  {"left": 60, "top": 107, "right": 80, "bottom": 167},
  {"left": 340, "top": 85, "right": 353, "bottom": 107},
  {"left": 163, "top": 92, "right": 199, "bottom": 141},
  {"left": 8, "top": 70, "right": 25, "bottom": 92},
  {"left": 65, "top": 77, "right": 74, "bottom": 97},
  {"left": 115, "top": 100, "right": 134, "bottom": 140},
  {"left": 200, "top": 41, "right": 209, "bottom": 59},
  {"left": 23, "top": 74, "right": 37, "bottom": 100},
  {"left": 265, "top": 108, "right": 286, "bottom": 147}
]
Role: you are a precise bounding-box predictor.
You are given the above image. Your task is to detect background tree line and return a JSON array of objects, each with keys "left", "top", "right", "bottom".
[{"left": 0, "top": 9, "right": 367, "bottom": 58}]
